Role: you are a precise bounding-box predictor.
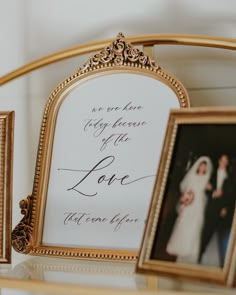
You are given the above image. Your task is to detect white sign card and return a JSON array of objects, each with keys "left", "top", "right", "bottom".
[{"left": 43, "top": 73, "right": 180, "bottom": 250}]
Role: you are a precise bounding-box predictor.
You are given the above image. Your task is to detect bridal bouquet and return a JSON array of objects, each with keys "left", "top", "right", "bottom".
[{"left": 180, "top": 191, "right": 195, "bottom": 206}]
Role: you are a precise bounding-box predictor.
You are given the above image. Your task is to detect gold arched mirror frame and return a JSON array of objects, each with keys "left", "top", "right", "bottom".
[{"left": 11, "top": 33, "right": 189, "bottom": 261}]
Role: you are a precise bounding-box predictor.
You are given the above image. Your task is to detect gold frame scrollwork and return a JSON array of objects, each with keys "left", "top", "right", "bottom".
[{"left": 12, "top": 33, "right": 189, "bottom": 261}]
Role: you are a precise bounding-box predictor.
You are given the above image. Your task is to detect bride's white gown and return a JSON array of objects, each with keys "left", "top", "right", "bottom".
[{"left": 166, "top": 173, "right": 208, "bottom": 264}]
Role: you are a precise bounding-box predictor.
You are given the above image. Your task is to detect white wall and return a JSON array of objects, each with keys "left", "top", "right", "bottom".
[
  {"left": 0, "top": 1, "right": 31, "bottom": 225},
  {"left": 1, "top": 0, "right": 236, "bottom": 231}
]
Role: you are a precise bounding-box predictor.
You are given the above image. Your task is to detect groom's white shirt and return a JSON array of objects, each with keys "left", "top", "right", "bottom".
[{"left": 216, "top": 168, "right": 227, "bottom": 192}]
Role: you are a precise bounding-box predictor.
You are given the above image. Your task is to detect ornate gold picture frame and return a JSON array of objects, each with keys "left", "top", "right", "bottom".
[
  {"left": 0, "top": 112, "right": 14, "bottom": 263},
  {"left": 12, "top": 33, "right": 189, "bottom": 261},
  {"left": 137, "top": 108, "right": 236, "bottom": 286}
]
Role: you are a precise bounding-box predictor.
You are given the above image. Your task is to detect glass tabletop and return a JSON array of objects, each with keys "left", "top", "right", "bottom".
[{"left": 0, "top": 252, "right": 235, "bottom": 294}]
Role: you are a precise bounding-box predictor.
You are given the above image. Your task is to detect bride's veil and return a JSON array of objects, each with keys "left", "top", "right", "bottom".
[{"left": 180, "top": 156, "right": 213, "bottom": 193}]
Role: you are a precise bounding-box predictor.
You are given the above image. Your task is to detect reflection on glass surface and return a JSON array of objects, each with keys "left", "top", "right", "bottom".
[
  {"left": 9, "top": 253, "right": 148, "bottom": 289},
  {"left": 159, "top": 277, "right": 236, "bottom": 294},
  {"left": 0, "top": 252, "right": 235, "bottom": 294}
]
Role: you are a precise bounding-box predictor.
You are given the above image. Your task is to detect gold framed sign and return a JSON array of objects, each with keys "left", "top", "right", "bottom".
[
  {"left": 12, "top": 33, "right": 189, "bottom": 261},
  {"left": 137, "top": 108, "right": 236, "bottom": 286},
  {"left": 0, "top": 112, "right": 14, "bottom": 263}
]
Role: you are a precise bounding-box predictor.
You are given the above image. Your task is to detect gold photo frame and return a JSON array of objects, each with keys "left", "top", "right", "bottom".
[
  {"left": 12, "top": 33, "right": 189, "bottom": 261},
  {"left": 137, "top": 108, "right": 236, "bottom": 286},
  {"left": 0, "top": 112, "right": 14, "bottom": 263}
]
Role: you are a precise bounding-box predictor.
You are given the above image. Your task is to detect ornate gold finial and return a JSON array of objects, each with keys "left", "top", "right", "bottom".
[
  {"left": 116, "top": 32, "right": 125, "bottom": 39},
  {"left": 79, "top": 33, "right": 160, "bottom": 72}
]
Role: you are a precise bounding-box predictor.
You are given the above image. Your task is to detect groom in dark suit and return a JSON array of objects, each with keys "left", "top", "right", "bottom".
[{"left": 198, "top": 154, "right": 234, "bottom": 267}]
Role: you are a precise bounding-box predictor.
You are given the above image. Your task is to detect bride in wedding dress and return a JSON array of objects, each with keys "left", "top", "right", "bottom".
[{"left": 166, "top": 156, "right": 212, "bottom": 264}]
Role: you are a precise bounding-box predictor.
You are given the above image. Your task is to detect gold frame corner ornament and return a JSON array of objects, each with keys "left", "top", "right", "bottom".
[
  {"left": 12, "top": 195, "right": 33, "bottom": 254},
  {"left": 12, "top": 33, "right": 189, "bottom": 261}
]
